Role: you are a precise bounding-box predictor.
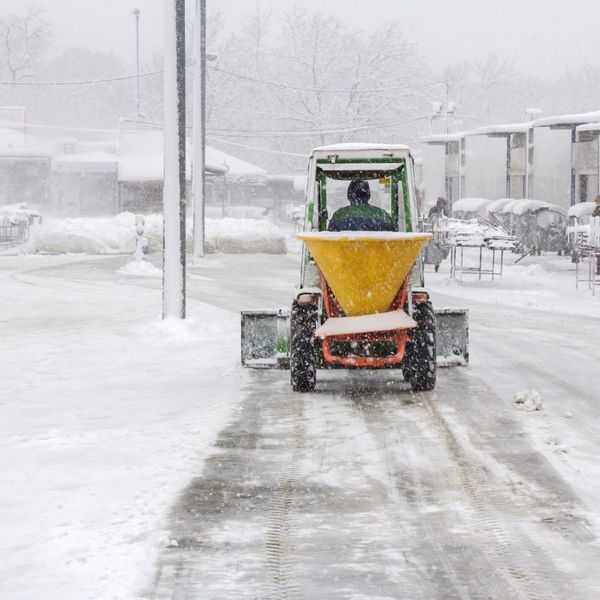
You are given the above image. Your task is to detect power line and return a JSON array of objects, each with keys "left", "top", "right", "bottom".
[
  {"left": 207, "top": 115, "right": 431, "bottom": 138},
  {"left": 208, "top": 65, "right": 444, "bottom": 94},
  {"left": 0, "top": 70, "right": 163, "bottom": 86},
  {"left": 207, "top": 136, "right": 307, "bottom": 157},
  {"left": 0, "top": 120, "right": 120, "bottom": 133},
  {"left": 0, "top": 112, "right": 430, "bottom": 140},
  {"left": 0, "top": 63, "right": 445, "bottom": 96}
]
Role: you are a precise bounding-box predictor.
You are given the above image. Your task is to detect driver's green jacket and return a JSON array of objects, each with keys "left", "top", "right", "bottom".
[{"left": 327, "top": 204, "right": 397, "bottom": 232}]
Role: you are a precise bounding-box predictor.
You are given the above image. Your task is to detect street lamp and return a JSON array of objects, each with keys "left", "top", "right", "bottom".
[
  {"left": 132, "top": 8, "right": 141, "bottom": 121},
  {"left": 192, "top": 0, "right": 207, "bottom": 261}
]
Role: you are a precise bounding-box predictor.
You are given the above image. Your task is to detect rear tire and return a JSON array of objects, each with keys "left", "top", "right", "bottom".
[
  {"left": 290, "top": 300, "right": 318, "bottom": 392},
  {"left": 403, "top": 301, "right": 436, "bottom": 392}
]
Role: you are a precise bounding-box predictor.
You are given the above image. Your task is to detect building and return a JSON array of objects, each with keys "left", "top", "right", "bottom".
[
  {"left": 50, "top": 140, "right": 117, "bottom": 216},
  {"left": 116, "top": 130, "right": 272, "bottom": 215},
  {"left": 532, "top": 110, "right": 600, "bottom": 207},
  {"left": 420, "top": 132, "right": 466, "bottom": 206},
  {"left": 469, "top": 122, "right": 534, "bottom": 200},
  {"left": 0, "top": 129, "right": 52, "bottom": 211},
  {"left": 573, "top": 122, "right": 600, "bottom": 203}
]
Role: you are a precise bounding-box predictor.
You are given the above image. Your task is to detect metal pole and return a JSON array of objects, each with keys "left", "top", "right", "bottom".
[
  {"left": 192, "top": 0, "right": 206, "bottom": 261},
  {"left": 444, "top": 81, "right": 449, "bottom": 134},
  {"left": 162, "top": 0, "right": 186, "bottom": 319},
  {"left": 133, "top": 9, "right": 141, "bottom": 121},
  {"left": 570, "top": 126, "right": 577, "bottom": 206},
  {"left": 506, "top": 136, "right": 511, "bottom": 198}
]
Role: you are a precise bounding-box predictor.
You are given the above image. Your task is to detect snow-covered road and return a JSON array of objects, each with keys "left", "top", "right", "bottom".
[{"left": 2, "top": 252, "right": 599, "bottom": 599}]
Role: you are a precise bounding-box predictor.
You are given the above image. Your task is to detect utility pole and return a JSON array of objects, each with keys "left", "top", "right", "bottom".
[
  {"left": 192, "top": 0, "right": 207, "bottom": 261},
  {"left": 444, "top": 80, "right": 449, "bottom": 134},
  {"left": 162, "top": 0, "right": 186, "bottom": 319},
  {"left": 132, "top": 8, "right": 141, "bottom": 121}
]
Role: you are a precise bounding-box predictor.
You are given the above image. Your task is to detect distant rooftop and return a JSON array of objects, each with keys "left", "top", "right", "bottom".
[
  {"left": 472, "top": 122, "right": 534, "bottom": 136},
  {"left": 575, "top": 122, "right": 600, "bottom": 134},
  {"left": 533, "top": 110, "right": 600, "bottom": 128},
  {"left": 420, "top": 132, "right": 466, "bottom": 144}
]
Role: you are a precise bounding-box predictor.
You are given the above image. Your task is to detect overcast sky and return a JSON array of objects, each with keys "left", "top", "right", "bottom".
[{"left": 3, "top": 0, "right": 598, "bottom": 78}]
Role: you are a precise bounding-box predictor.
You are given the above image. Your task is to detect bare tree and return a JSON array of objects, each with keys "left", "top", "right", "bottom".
[
  {"left": 0, "top": 6, "right": 52, "bottom": 83},
  {"left": 204, "top": 7, "right": 431, "bottom": 172}
]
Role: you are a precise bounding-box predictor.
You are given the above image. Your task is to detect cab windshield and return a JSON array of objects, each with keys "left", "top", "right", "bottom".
[{"left": 314, "top": 158, "right": 412, "bottom": 232}]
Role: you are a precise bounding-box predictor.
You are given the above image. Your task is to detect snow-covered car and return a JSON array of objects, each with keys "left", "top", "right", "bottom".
[
  {"left": 566, "top": 202, "right": 595, "bottom": 258},
  {"left": 451, "top": 197, "right": 492, "bottom": 220},
  {"left": 507, "top": 199, "right": 567, "bottom": 255}
]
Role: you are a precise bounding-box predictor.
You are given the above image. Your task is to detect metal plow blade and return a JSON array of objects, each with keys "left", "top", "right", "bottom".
[
  {"left": 241, "top": 307, "right": 469, "bottom": 369},
  {"left": 241, "top": 309, "right": 290, "bottom": 369},
  {"left": 435, "top": 308, "right": 469, "bottom": 366}
]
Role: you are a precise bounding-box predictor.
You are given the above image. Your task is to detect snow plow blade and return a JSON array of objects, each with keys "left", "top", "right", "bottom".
[
  {"left": 435, "top": 308, "right": 469, "bottom": 366},
  {"left": 241, "top": 308, "right": 468, "bottom": 368},
  {"left": 241, "top": 309, "right": 290, "bottom": 369}
]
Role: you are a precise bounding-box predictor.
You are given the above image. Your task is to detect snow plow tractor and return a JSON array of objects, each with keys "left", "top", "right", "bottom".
[{"left": 241, "top": 144, "right": 469, "bottom": 392}]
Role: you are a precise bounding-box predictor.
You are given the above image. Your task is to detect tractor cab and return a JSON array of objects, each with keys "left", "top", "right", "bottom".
[{"left": 304, "top": 145, "right": 418, "bottom": 233}]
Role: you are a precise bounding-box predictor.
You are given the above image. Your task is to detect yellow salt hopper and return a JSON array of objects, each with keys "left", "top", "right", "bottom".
[{"left": 297, "top": 232, "right": 432, "bottom": 317}]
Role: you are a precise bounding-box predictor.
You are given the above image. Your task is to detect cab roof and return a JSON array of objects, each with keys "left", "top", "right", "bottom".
[{"left": 310, "top": 143, "right": 412, "bottom": 157}]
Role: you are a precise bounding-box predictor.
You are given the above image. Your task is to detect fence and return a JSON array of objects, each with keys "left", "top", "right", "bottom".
[{"left": 0, "top": 213, "right": 34, "bottom": 247}]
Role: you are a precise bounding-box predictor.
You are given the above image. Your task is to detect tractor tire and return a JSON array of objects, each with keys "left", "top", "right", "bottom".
[
  {"left": 403, "top": 301, "right": 436, "bottom": 392},
  {"left": 290, "top": 300, "right": 318, "bottom": 392}
]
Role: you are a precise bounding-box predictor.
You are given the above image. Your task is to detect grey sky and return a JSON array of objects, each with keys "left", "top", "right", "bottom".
[{"left": 3, "top": 0, "right": 598, "bottom": 78}]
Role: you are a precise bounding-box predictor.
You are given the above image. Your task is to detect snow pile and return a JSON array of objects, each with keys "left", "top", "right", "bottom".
[
  {"left": 441, "top": 218, "right": 515, "bottom": 249},
  {"left": 206, "top": 205, "right": 270, "bottom": 220},
  {"left": 514, "top": 389, "right": 543, "bottom": 412},
  {"left": 206, "top": 217, "right": 286, "bottom": 253},
  {"left": 117, "top": 259, "right": 162, "bottom": 278},
  {"left": 27, "top": 212, "right": 287, "bottom": 255},
  {"left": 429, "top": 247, "right": 600, "bottom": 317}
]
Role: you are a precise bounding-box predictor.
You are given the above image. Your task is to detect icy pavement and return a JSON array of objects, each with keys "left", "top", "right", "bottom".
[
  {"left": 151, "top": 370, "right": 600, "bottom": 599},
  {"left": 2, "top": 251, "right": 600, "bottom": 599}
]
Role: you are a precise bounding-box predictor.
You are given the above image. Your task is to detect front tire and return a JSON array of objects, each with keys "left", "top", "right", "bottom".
[
  {"left": 403, "top": 301, "right": 436, "bottom": 392},
  {"left": 290, "top": 300, "right": 318, "bottom": 392}
]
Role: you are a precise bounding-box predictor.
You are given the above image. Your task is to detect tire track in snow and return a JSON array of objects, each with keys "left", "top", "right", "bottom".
[
  {"left": 421, "top": 388, "right": 572, "bottom": 600},
  {"left": 263, "top": 394, "right": 305, "bottom": 600},
  {"left": 344, "top": 386, "right": 487, "bottom": 600}
]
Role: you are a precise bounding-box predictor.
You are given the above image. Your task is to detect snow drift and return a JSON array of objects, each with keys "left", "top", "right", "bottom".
[{"left": 23, "top": 212, "right": 287, "bottom": 255}]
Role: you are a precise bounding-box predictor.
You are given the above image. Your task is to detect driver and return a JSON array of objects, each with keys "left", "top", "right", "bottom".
[{"left": 327, "top": 179, "right": 396, "bottom": 232}]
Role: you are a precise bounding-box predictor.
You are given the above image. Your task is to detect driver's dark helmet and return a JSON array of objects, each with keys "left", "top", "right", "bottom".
[{"left": 347, "top": 179, "right": 371, "bottom": 205}]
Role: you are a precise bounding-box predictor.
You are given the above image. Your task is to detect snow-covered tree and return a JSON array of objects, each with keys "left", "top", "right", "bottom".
[{"left": 0, "top": 6, "right": 52, "bottom": 83}]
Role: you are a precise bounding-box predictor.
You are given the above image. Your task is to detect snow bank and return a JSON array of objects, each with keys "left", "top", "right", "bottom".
[
  {"left": 428, "top": 252, "right": 600, "bottom": 318},
  {"left": 0, "top": 256, "right": 245, "bottom": 600},
  {"left": 27, "top": 212, "right": 287, "bottom": 255}
]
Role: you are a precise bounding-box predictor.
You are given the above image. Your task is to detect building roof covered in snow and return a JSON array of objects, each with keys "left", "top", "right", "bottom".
[
  {"left": 0, "top": 128, "right": 54, "bottom": 158},
  {"left": 52, "top": 140, "right": 117, "bottom": 173},
  {"left": 473, "top": 122, "right": 534, "bottom": 136},
  {"left": 420, "top": 132, "right": 467, "bottom": 145},
  {"left": 117, "top": 130, "right": 266, "bottom": 183},
  {"left": 576, "top": 122, "right": 600, "bottom": 134},
  {"left": 207, "top": 145, "right": 267, "bottom": 180},
  {"left": 534, "top": 110, "right": 600, "bottom": 129}
]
